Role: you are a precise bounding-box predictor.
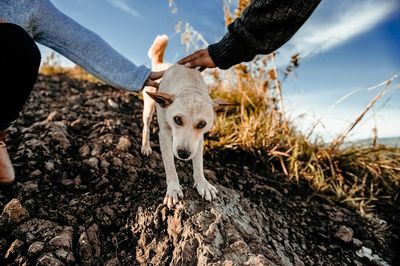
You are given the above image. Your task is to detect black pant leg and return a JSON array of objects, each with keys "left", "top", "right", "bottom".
[{"left": 0, "top": 23, "right": 41, "bottom": 131}]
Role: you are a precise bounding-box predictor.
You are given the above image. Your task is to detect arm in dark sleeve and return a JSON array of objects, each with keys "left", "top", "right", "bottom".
[{"left": 208, "top": 0, "right": 321, "bottom": 69}]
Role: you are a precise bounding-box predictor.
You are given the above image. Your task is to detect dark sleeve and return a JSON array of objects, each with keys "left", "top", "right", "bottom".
[{"left": 208, "top": 0, "right": 321, "bottom": 69}]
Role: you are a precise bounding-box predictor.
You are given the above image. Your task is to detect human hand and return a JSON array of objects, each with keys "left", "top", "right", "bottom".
[
  {"left": 178, "top": 49, "right": 216, "bottom": 71},
  {"left": 145, "top": 71, "right": 164, "bottom": 89}
]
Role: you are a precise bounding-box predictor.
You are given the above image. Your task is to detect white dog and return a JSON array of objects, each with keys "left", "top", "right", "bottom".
[{"left": 141, "top": 35, "right": 234, "bottom": 208}]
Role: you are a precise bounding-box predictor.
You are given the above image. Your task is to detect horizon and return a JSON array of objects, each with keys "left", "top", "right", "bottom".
[{"left": 38, "top": 0, "right": 400, "bottom": 142}]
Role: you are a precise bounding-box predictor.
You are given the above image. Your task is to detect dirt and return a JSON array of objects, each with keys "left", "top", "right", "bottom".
[{"left": 0, "top": 74, "right": 399, "bottom": 265}]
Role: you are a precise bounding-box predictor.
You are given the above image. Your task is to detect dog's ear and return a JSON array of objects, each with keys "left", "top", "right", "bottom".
[
  {"left": 213, "top": 99, "right": 239, "bottom": 113},
  {"left": 146, "top": 91, "right": 174, "bottom": 108}
]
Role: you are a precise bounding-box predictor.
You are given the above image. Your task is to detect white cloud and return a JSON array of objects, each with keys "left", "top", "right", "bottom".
[
  {"left": 283, "top": 83, "right": 400, "bottom": 142},
  {"left": 277, "top": 0, "right": 399, "bottom": 64},
  {"left": 106, "top": 0, "right": 141, "bottom": 18}
]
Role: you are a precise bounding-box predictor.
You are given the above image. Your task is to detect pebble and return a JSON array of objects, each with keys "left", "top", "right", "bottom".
[
  {"left": 353, "top": 238, "right": 363, "bottom": 249},
  {"left": 107, "top": 99, "right": 119, "bottom": 108},
  {"left": 2, "top": 198, "right": 29, "bottom": 224},
  {"left": 27, "top": 241, "right": 45, "bottom": 257},
  {"left": 45, "top": 161, "right": 55, "bottom": 171},
  {"left": 116, "top": 136, "right": 131, "bottom": 151},
  {"left": 79, "top": 144, "right": 90, "bottom": 157},
  {"left": 86, "top": 157, "right": 99, "bottom": 169},
  {"left": 5, "top": 239, "right": 25, "bottom": 259},
  {"left": 335, "top": 225, "right": 353, "bottom": 243},
  {"left": 37, "top": 253, "right": 65, "bottom": 266}
]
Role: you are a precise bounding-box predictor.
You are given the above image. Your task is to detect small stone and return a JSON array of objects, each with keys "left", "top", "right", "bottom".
[
  {"left": 2, "top": 198, "right": 29, "bottom": 224},
  {"left": 45, "top": 161, "right": 55, "bottom": 171},
  {"left": 49, "top": 229, "right": 73, "bottom": 249},
  {"left": 321, "top": 204, "right": 332, "bottom": 210},
  {"left": 107, "top": 99, "right": 119, "bottom": 108},
  {"left": 37, "top": 253, "right": 65, "bottom": 266},
  {"left": 335, "top": 225, "right": 353, "bottom": 243},
  {"left": 5, "top": 239, "right": 25, "bottom": 259},
  {"left": 355, "top": 246, "right": 372, "bottom": 258},
  {"left": 78, "top": 224, "right": 101, "bottom": 265},
  {"left": 55, "top": 248, "right": 75, "bottom": 263},
  {"left": 79, "top": 144, "right": 90, "bottom": 158},
  {"left": 23, "top": 181, "right": 39, "bottom": 193},
  {"left": 293, "top": 253, "right": 305, "bottom": 266},
  {"left": 330, "top": 211, "right": 345, "bottom": 222},
  {"left": 47, "top": 111, "right": 60, "bottom": 121},
  {"left": 112, "top": 157, "right": 123, "bottom": 168},
  {"left": 100, "top": 157, "right": 110, "bottom": 170},
  {"left": 55, "top": 248, "right": 68, "bottom": 259},
  {"left": 352, "top": 238, "right": 363, "bottom": 249},
  {"left": 96, "top": 206, "right": 115, "bottom": 227},
  {"left": 91, "top": 144, "right": 102, "bottom": 156},
  {"left": 95, "top": 178, "right": 110, "bottom": 190},
  {"left": 47, "top": 122, "right": 71, "bottom": 149},
  {"left": 27, "top": 241, "right": 45, "bottom": 257},
  {"left": 354, "top": 261, "right": 363, "bottom": 266},
  {"left": 105, "top": 257, "right": 120, "bottom": 266},
  {"left": 61, "top": 179, "right": 75, "bottom": 187},
  {"left": 86, "top": 157, "right": 99, "bottom": 169},
  {"left": 74, "top": 176, "right": 82, "bottom": 185},
  {"left": 116, "top": 136, "right": 131, "bottom": 151},
  {"left": 70, "top": 118, "right": 82, "bottom": 127},
  {"left": 30, "top": 169, "right": 42, "bottom": 178}
]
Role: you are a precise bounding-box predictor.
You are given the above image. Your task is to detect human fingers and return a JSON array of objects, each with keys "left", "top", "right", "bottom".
[
  {"left": 145, "top": 79, "right": 159, "bottom": 89},
  {"left": 185, "top": 55, "right": 216, "bottom": 69},
  {"left": 149, "top": 71, "right": 164, "bottom": 80},
  {"left": 177, "top": 49, "right": 205, "bottom": 65}
]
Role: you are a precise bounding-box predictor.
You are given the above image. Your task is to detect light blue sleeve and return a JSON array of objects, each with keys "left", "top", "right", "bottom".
[{"left": 34, "top": 0, "right": 150, "bottom": 91}]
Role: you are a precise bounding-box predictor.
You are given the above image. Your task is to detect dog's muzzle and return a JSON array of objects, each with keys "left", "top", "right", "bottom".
[{"left": 177, "top": 149, "right": 191, "bottom": 160}]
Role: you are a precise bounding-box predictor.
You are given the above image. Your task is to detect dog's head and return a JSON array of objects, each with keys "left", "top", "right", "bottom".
[{"left": 147, "top": 90, "right": 235, "bottom": 161}]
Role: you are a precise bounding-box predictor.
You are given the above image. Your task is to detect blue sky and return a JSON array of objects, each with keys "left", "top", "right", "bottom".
[{"left": 41, "top": 0, "right": 400, "bottom": 142}]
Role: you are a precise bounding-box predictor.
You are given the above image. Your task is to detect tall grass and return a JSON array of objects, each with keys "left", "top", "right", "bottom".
[
  {"left": 40, "top": 52, "right": 100, "bottom": 83},
  {"left": 200, "top": 0, "right": 400, "bottom": 214}
]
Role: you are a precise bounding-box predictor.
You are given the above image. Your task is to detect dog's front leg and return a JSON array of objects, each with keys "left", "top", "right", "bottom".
[
  {"left": 141, "top": 86, "right": 156, "bottom": 156},
  {"left": 159, "top": 128, "right": 184, "bottom": 208},
  {"left": 192, "top": 136, "right": 218, "bottom": 201}
]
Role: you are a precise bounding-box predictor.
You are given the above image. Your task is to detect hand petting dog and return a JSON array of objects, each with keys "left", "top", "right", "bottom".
[
  {"left": 145, "top": 71, "right": 164, "bottom": 89},
  {"left": 178, "top": 48, "right": 216, "bottom": 72}
]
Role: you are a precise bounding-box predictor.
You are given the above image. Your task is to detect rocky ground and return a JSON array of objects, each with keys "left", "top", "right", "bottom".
[{"left": 0, "top": 75, "right": 399, "bottom": 265}]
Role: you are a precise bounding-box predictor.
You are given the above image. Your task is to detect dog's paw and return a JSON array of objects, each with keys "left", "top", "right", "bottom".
[
  {"left": 141, "top": 145, "right": 152, "bottom": 156},
  {"left": 163, "top": 185, "right": 184, "bottom": 209},
  {"left": 194, "top": 180, "right": 218, "bottom": 201}
]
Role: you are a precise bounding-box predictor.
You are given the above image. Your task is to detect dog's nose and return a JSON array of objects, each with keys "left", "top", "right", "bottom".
[{"left": 177, "top": 149, "right": 191, "bottom": 159}]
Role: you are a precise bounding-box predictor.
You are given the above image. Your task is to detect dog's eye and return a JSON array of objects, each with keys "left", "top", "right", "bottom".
[
  {"left": 174, "top": 116, "right": 183, "bottom": 126},
  {"left": 196, "top": 121, "right": 207, "bottom": 129}
]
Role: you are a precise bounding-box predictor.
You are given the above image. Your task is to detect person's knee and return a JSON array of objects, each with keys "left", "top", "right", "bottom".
[{"left": 2, "top": 23, "right": 41, "bottom": 69}]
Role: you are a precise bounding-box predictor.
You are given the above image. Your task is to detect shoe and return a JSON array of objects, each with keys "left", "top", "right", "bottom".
[{"left": 0, "top": 130, "right": 15, "bottom": 184}]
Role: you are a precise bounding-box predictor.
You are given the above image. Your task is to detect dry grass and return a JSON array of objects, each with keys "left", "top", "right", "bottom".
[
  {"left": 200, "top": 0, "right": 400, "bottom": 214},
  {"left": 40, "top": 52, "right": 100, "bottom": 83},
  {"left": 204, "top": 51, "right": 400, "bottom": 214}
]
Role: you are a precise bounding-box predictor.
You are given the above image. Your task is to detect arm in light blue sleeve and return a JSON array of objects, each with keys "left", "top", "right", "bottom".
[{"left": 34, "top": 0, "right": 150, "bottom": 91}]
